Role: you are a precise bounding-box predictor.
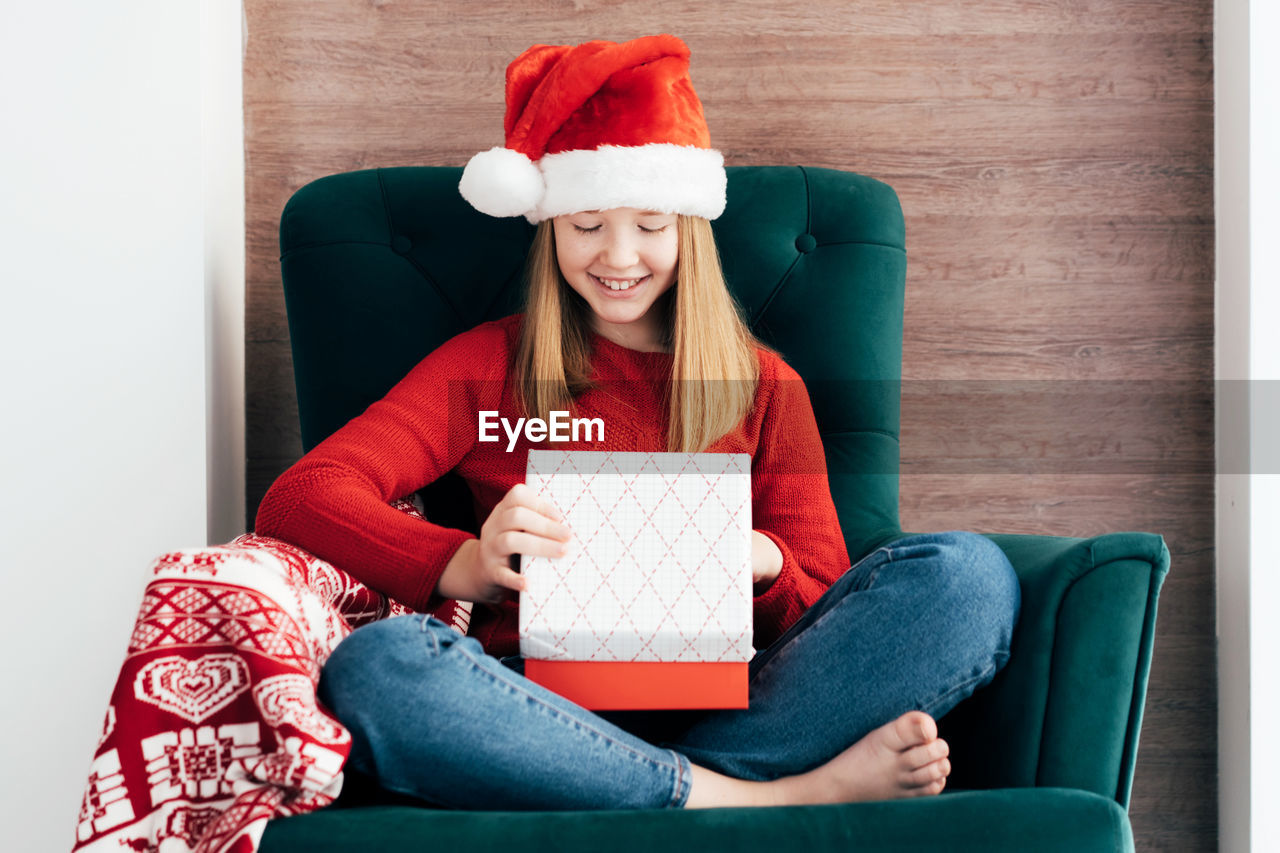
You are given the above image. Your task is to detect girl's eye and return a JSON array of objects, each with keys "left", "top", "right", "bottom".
[
  {"left": 639, "top": 224, "right": 670, "bottom": 233},
  {"left": 572, "top": 224, "right": 601, "bottom": 233}
]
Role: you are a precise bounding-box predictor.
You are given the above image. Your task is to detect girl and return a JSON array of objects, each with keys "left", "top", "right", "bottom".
[{"left": 255, "top": 34, "right": 1020, "bottom": 812}]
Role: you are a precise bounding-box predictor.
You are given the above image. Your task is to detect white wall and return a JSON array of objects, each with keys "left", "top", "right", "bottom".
[
  {"left": 205, "top": 1, "right": 247, "bottom": 545},
  {"left": 1245, "top": 0, "right": 1280, "bottom": 848},
  {"left": 1217, "top": 1, "right": 1280, "bottom": 851},
  {"left": 0, "top": 3, "right": 243, "bottom": 849}
]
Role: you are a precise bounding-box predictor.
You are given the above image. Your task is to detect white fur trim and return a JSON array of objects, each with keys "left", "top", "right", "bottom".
[
  {"left": 530, "top": 144, "right": 726, "bottom": 222},
  {"left": 459, "top": 146, "right": 545, "bottom": 218}
]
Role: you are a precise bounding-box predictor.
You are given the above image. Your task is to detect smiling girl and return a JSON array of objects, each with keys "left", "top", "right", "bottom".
[
  {"left": 255, "top": 34, "right": 1020, "bottom": 812},
  {"left": 554, "top": 208, "right": 678, "bottom": 347}
]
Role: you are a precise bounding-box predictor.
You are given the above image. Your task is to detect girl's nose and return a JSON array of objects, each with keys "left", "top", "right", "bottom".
[{"left": 600, "top": 233, "right": 640, "bottom": 269}]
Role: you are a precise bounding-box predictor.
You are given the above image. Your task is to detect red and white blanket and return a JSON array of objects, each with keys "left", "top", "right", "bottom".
[{"left": 72, "top": 498, "right": 471, "bottom": 853}]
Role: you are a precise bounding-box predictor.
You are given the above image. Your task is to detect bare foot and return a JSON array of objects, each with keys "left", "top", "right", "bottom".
[
  {"left": 683, "top": 710, "right": 949, "bottom": 809},
  {"left": 781, "top": 710, "right": 950, "bottom": 804}
]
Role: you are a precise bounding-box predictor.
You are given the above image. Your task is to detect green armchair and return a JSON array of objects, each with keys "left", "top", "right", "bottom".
[{"left": 260, "top": 166, "right": 1169, "bottom": 852}]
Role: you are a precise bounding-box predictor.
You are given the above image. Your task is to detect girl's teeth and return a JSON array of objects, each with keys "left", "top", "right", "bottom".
[{"left": 602, "top": 277, "right": 642, "bottom": 290}]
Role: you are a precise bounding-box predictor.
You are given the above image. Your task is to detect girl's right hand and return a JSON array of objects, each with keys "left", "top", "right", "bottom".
[{"left": 436, "top": 483, "right": 573, "bottom": 605}]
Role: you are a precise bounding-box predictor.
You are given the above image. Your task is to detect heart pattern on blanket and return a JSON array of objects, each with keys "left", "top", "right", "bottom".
[
  {"left": 133, "top": 654, "right": 251, "bottom": 724},
  {"left": 76, "top": 529, "right": 420, "bottom": 853}
]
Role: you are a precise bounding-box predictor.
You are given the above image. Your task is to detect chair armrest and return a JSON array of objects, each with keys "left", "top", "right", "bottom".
[{"left": 932, "top": 531, "right": 1170, "bottom": 808}]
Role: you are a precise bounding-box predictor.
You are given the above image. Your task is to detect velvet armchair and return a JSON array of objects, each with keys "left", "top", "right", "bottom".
[{"left": 259, "top": 165, "right": 1169, "bottom": 853}]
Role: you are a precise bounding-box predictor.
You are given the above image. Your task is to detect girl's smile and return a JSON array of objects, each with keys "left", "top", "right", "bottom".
[
  {"left": 553, "top": 208, "right": 679, "bottom": 351},
  {"left": 588, "top": 272, "right": 651, "bottom": 294}
]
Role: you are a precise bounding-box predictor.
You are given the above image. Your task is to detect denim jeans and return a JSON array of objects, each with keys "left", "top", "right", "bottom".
[{"left": 317, "top": 530, "right": 1020, "bottom": 811}]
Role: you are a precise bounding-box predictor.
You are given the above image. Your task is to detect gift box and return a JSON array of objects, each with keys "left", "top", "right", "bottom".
[{"left": 519, "top": 450, "right": 753, "bottom": 710}]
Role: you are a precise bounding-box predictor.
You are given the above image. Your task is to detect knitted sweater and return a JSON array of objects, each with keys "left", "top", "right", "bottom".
[{"left": 255, "top": 314, "right": 851, "bottom": 657}]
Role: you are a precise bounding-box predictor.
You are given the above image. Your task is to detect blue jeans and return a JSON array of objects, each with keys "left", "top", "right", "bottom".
[{"left": 317, "top": 530, "right": 1020, "bottom": 811}]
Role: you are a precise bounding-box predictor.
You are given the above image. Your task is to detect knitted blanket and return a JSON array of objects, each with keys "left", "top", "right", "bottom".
[{"left": 72, "top": 498, "right": 471, "bottom": 853}]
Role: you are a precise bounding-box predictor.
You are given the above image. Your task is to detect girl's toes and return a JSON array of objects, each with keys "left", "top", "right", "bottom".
[
  {"left": 903, "top": 738, "right": 948, "bottom": 770},
  {"left": 907, "top": 774, "right": 947, "bottom": 797},
  {"left": 905, "top": 758, "right": 950, "bottom": 788},
  {"left": 887, "top": 710, "right": 938, "bottom": 751}
]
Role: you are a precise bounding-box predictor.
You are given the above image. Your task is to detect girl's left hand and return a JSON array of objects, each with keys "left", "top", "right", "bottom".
[{"left": 751, "top": 531, "right": 784, "bottom": 594}]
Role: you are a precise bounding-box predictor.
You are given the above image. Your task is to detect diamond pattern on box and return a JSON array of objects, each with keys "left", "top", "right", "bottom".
[{"left": 520, "top": 450, "right": 752, "bottom": 663}]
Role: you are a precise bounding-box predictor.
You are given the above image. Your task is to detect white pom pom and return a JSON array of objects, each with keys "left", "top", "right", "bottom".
[{"left": 459, "top": 146, "right": 544, "bottom": 218}]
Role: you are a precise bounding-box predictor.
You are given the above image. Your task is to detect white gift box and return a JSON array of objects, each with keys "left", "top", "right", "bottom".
[{"left": 519, "top": 450, "right": 753, "bottom": 709}]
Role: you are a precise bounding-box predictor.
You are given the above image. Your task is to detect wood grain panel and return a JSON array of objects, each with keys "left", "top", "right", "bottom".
[
  {"left": 903, "top": 329, "right": 1212, "bottom": 379},
  {"left": 245, "top": 101, "right": 1213, "bottom": 160},
  {"left": 909, "top": 216, "right": 1214, "bottom": 283},
  {"left": 245, "top": 33, "right": 1212, "bottom": 104},
  {"left": 243, "top": 1, "right": 1211, "bottom": 40},
  {"left": 900, "top": 382, "right": 1213, "bottom": 473},
  {"left": 244, "top": 2, "right": 1215, "bottom": 848}
]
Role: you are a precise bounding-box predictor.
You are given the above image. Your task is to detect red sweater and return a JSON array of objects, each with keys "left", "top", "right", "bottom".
[{"left": 255, "top": 314, "right": 850, "bottom": 657}]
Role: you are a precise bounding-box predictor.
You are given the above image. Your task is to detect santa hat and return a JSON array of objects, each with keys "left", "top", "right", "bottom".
[{"left": 459, "top": 34, "right": 726, "bottom": 223}]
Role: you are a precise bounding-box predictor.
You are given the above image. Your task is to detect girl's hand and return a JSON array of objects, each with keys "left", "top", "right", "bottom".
[
  {"left": 751, "top": 531, "right": 784, "bottom": 594},
  {"left": 437, "top": 483, "right": 573, "bottom": 605}
]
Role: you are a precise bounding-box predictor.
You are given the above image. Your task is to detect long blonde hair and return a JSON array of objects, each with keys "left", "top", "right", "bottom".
[{"left": 513, "top": 215, "right": 761, "bottom": 452}]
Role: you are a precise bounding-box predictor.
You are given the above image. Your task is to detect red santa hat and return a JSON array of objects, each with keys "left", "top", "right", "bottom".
[{"left": 459, "top": 34, "right": 726, "bottom": 223}]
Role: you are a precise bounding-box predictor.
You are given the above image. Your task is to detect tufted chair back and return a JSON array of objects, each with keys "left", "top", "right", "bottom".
[{"left": 279, "top": 166, "right": 908, "bottom": 561}]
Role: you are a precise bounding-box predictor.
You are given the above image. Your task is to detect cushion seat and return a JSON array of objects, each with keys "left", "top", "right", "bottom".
[{"left": 262, "top": 787, "right": 1133, "bottom": 853}]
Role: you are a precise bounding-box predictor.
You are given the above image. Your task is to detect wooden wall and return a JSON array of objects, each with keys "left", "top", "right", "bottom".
[{"left": 243, "top": 2, "right": 1214, "bottom": 849}]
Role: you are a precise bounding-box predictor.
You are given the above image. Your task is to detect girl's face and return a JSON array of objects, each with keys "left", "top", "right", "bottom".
[{"left": 552, "top": 208, "right": 679, "bottom": 351}]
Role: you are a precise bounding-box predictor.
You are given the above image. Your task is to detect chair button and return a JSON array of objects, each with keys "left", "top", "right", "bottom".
[
  {"left": 392, "top": 235, "right": 413, "bottom": 254},
  {"left": 794, "top": 234, "right": 817, "bottom": 253}
]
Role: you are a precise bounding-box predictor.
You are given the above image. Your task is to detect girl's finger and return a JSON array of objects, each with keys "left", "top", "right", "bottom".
[
  {"left": 494, "top": 530, "right": 571, "bottom": 561},
  {"left": 502, "top": 505, "right": 573, "bottom": 541},
  {"left": 494, "top": 566, "right": 527, "bottom": 593},
  {"left": 537, "top": 495, "right": 565, "bottom": 522},
  {"left": 504, "top": 483, "right": 565, "bottom": 522},
  {"left": 503, "top": 482, "right": 536, "bottom": 508}
]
